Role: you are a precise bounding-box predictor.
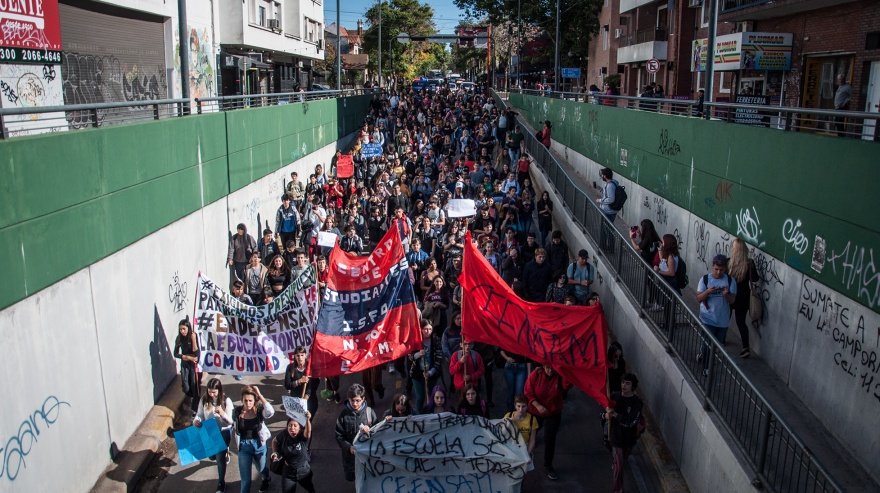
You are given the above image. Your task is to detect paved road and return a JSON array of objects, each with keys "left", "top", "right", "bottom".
[{"left": 152, "top": 365, "right": 658, "bottom": 493}]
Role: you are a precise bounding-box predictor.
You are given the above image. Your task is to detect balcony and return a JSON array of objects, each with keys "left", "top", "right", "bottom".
[
  {"left": 619, "top": 0, "right": 661, "bottom": 14},
  {"left": 720, "top": 0, "right": 858, "bottom": 21},
  {"left": 617, "top": 28, "right": 668, "bottom": 63}
]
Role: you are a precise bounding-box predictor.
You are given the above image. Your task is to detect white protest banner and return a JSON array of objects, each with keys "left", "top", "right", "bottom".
[
  {"left": 317, "top": 231, "right": 339, "bottom": 248},
  {"left": 354, "top": 413, "right": 530, "bottom": 493},
  {"left": 194, "top": 270, "right": 318, "bottom": 375},
  {"left": 281, "top": 395, "right": 308, "bottom": 426},
  {"left": 446, "top": 199, "right": 477, "bottom": 218}
]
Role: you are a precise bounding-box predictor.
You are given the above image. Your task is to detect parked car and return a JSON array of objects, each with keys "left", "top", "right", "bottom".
[
  {"left": 459, "top": 81, "right": 475, "bottom": 92},
  {"left": 310, "top": 83, "right": 331, "bottom": 91}
]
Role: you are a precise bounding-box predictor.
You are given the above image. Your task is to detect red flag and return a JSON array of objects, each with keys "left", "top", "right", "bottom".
[
  {"left": 309, "top": 223, "right": 422, "bottom": 377},
  {"left": 460, "top": 232, "right": 610, "bottom": 408},
  {"left": 337, "top": 154, "right": 354, "bottom": 178}
]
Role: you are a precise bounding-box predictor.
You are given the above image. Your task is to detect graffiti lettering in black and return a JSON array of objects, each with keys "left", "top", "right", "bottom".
[
  {"left": 658, "top": 129, "right": 681, "bottom": 156},
  {"left": 693, "top": 220, "right": 710, "bottom": 268},
  {"left": 169, "top": 271, "right": 189, "bottom": 313},
  {"left": 1, "top": 80, "right": 18, "bottom": 104},
  {"left": 41, "top": 64, "right": 56, "bottom": 82}
]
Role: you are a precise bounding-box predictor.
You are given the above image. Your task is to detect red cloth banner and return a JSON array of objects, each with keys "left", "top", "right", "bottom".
[
  {"left": 336, "top": 154, "right": 354, "bottom": 178},
  {"left": 309, "top": 221, "right": 422, "bottom": 376},
  {"left": 460, "top": 233, "right": 610, "bottom": 408}
]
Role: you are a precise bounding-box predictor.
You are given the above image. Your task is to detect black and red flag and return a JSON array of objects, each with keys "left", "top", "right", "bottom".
[
  {"left": 309, "top": 219, "right": 422, "bottom": 376},
  {"left": 460, "top": 232, "right": 611, "bottom": 408}
]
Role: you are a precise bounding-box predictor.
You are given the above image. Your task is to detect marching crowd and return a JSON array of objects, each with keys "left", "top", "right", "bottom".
[{"left": 175, "top": 85, "right": 646, "bottom": 493}]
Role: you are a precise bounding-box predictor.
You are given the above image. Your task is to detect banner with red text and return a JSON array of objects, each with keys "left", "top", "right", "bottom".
[
  {"left": 193, "top": 270, "right": 318, "bottom": 375},
  {"left": 460, "top": 233, "right": 610, "bottom": 407},
  {"left": 310, "top": 220, "right": 422, "bottom": 376},
  {"left": 336, "top": 153, "right": 354, "bottom": 178}
]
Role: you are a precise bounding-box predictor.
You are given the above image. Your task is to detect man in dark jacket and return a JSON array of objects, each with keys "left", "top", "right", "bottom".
[
  {"left": 521, "top": 248, "right": 553, "bottom": 301},
  {"left": 545, "top": 230, "right": 570, "bottom": 275},
  {"left": 335, "top": 384, "right": 377, "bottom": 482},
  {"left": 227, "top": 223, "right": 257, "bottom": 287},
  {"left": 606, "top": 373, "right": 644, "bottom": 493}
]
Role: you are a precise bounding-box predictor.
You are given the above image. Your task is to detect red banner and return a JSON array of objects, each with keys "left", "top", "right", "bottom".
[
  {"left": 336, "top": 154, "right": 354, "bottom": 179},
  {"left": 309, "top": 221, "right": 422, "bottom": 376},
  {"left": 460, "top": 233, "right": 610, "bottom": 408}
]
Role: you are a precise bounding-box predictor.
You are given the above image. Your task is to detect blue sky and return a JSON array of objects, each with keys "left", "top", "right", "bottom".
[{"left": 323, "top": 0, "right": 467, "bottom": 34}]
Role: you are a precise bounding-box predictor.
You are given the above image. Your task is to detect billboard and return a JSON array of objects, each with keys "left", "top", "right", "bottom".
[
  {"left": 0, "top": 0, "right": 63, "bottom": 64},
  {"left": 692, "top": 32, "right": 792, "bottom": 72}
]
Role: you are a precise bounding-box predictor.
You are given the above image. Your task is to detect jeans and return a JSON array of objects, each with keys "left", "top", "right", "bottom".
[
  {"left": 214, "top": 429, "right": 231, "bottom": 489},
  {"left": 600, "top": 212, "right": 617, "bottom": 254},
  {"left": 611, "top": 446, "right": 632, "bottom": 493},
  {"left": 700, "top": 324, "right": 729, "bottom": 367},
  {"left": 508, "top": 147, "right": 521, "bottom": 165},
  {"left": 537, "top": 414, "right": 562, "bottom": 468},
  {"left": 238, "top": 438, "right": 268, "bottom": 493},
  {"left": 503, "top": 362, "right": 528, "bottom": 411}
]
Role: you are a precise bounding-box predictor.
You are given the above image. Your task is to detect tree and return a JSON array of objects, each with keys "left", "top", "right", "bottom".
[
  {"left": 313, "top": 40, "right": 338, "bottom": 86},
  {"left": 362, "top": 0, "right": 439, "bottom": 82},
  {"left": 454, "top": 0, "right": 603, "bottom": 79}
]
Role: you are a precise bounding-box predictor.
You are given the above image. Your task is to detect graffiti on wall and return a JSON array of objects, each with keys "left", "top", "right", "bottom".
[
  {"left": 825, "top": 241, "right": 880, "bottom": 310},
  {"left": 657, "top": 129, "right": 681, "bottom": 157},
  {"left": 0, "top": 64, "right": 65, "bottom": 136},
  {"left": 693, "top": 219, "right": 711, "bottom": 268},
  {"left": 797, "top": 278, "right": 880, "bottom": 405},
  {"left": 781, "top": 218, "right": 810, "bottom": 256},
  {"left": 0, "top": 395, "right": 71, "bottom": 482},
  {"left": 735, "top": 207, "right": 765, "bottom": 248},
  {"left": 188, "top": 27, "right": 215, "bottom": 99},
  {"left": 168, "top": 271, "right": 189, "bottom": 313}
]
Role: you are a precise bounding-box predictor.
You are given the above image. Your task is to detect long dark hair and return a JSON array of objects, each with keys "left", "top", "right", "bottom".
[
  {"left": 203, "top": 378, "right": 227, "bottom": 410},
  {"left": 640, "top": 219, "right": 660, "bottom": 246},
  {"left": 660, "top": 234, "right": 679, "bottom": 258}
]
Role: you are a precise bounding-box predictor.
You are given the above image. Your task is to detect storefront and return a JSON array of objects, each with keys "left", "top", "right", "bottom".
[{"left": 692, "top": 31, "right": 793, "bottom": 106}]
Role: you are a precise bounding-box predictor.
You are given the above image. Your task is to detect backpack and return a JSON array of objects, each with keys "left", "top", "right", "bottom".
[
  {"left": 609, "top": 182, "right": 628, "bottom": 211},
  {"left": 675, "top": 257, "right": 689, "bottom": 289}
]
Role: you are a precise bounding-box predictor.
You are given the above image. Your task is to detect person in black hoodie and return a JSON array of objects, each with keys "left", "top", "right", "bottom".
[
  {"left": 606, "top": 373, "right": 644, "bottom": 493},
  {"left": 521, "top": 248, "right": 553, "bottom": 302},
  {"left": 335, "top": 384, "right": 377, "bottom": 482},
  {"left": 545, "top": 230, "right": 570, "bottom": 276}
]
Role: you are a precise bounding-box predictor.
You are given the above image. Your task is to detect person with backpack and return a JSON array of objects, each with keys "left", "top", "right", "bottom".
[
  {"left": 605, "top": 373, "right": 644, "bottom": 493},
  {"left": 597, "top": 168, "right": 626, "bottom": 253},
  {"left": 696, "top": 255, "right": 737, "bottom": 370},
  {"left": 654, "top": 234, "right": 684, "bottom": 295},
  {"left": 275, "top": 195, "right": 300, "bottom": 249},
  {"left": 567, "top": 249, "right": 594, "bottom": 304}
]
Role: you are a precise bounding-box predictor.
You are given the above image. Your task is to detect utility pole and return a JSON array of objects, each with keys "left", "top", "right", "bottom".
[
  {"left": 177, "top": 0, "right": 190, "bottom": 111},
  {"left": 554, "top": 0, "right": 560, "bottom": 91},
  {"left": 378, "top": 1, "right": 382, "bottom": 87},
  {"left": 704, "top": 0, "right": 718, "bottom": 118},
  {"left": 517, "top": 0, "right": 522, "bottom": 88},
  {"left": 336, "top": 0, "right": 341, "bottom": 90}
]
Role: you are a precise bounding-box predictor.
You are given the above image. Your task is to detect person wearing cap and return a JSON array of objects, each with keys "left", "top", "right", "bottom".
[
  {"left": 696, "top": 254, "right": 737, "bottom": 368},
  {"left": 567, "top": 249, "right": 595, "bottom": 304}
]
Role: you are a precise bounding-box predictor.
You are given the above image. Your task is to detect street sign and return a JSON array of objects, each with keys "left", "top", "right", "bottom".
[
  {"left": 561, "top": 67, "right": 581, "bottom": 78},
  {"left": 646, "top": 59, "right": 660, "bottom": 74}
]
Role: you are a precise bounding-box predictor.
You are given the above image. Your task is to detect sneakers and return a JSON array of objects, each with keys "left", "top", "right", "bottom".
[
  {"left": 740, "top": 348, "right": 751, "bottom": 359},
  {"left": 334, "top": 392, "right": 341, "bottom": 404},
  {"left": 545, "top": 467, "right": 559, "bottom": 480},
  {"left": 259, "top": 477, "right": 270, "bottom": 492},
  {"left": 215, "top": 482, "right": 226, "bottom": 493}
]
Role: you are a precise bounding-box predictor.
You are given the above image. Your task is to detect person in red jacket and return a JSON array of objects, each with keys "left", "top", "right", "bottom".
[
  {"left": 524, "top": 364, "right": 571, "bottom": 481},
  {"left": 448, "top": 340, "right": 485, "bottom": 397}
]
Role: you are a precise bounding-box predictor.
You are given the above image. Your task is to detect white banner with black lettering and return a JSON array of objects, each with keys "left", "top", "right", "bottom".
[
  {"left": 354, "top": 413, "right": 530, "bottom": 493},
  {"left": 193, "top": 270, "right": 318, "bottom": 375}
]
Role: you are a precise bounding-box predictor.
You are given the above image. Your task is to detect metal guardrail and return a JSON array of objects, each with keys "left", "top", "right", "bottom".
[
  {"left": 0, "top": 99, "right": 190, "bottom": 139},
  {"left": 497, "top": 92, "right": 843, "bottom": 492},
  {"left": 195, "top": 88, "right": 376, "bottom": 113},
  {"left": 514, "top": 89, "right": 879, "bottom": 141},
  {"left": 0, "top": 89, "right": 377, "bottom": 139}
]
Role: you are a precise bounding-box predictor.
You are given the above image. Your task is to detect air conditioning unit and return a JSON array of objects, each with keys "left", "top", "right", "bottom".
[
  {"left": 614, "top": 28, "right": 624, "bottom": 39},
  {"left": 688, "top": 0, "right": 702, "bottom": 7},
  {"left": 267, "top": 18, "right": 280, "bottom": 30}
]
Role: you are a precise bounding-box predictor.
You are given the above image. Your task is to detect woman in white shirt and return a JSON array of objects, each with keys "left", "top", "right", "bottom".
[{"left": 193, "top": 378, "right": 235, "bottom": 493}]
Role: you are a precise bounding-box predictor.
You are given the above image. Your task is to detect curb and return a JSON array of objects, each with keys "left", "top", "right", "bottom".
[
  {"left": 640, "top": 406, "right": 690, "bottom": 492},
  {"left": 90, "top": 377, "right": 185, "bottom": 493}
]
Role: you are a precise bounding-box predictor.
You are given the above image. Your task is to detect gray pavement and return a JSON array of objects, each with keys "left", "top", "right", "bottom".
[{"left": 152, "top": 366, "right": 659, "bottom": 493}]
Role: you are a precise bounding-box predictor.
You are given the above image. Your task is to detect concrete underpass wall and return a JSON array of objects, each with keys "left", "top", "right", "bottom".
[
  {"left": 509, "top": 93, "right": 880, "bottom": 483},
  {"left": 0, "top": 96, "right": 369, "bottom": 492}
]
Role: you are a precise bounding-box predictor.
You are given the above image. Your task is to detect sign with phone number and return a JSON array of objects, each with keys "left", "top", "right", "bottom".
[{"left": 0, "top": 47, "right": 63, "bottom": 65}]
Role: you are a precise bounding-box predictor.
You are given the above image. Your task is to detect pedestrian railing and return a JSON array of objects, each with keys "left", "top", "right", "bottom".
[
  {"left": 500, "top": 91, "right": 843, "bottom": 492},
  {"left": 0, "top": 99, "right": 189, "bottom": 139},
  {"left": 195, "top": 88, "right": 376, "bottom": 113},
  {"left": 0, "top": 89, "right": 377, "bottom": 139},
  {"left": 512, "top": 89, "right": 879, "bottom": 141}
]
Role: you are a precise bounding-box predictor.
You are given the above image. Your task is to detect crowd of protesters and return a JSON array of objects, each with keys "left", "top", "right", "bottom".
[{"left": 184, "top": 84, "right": 647, "bottom": 493}]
